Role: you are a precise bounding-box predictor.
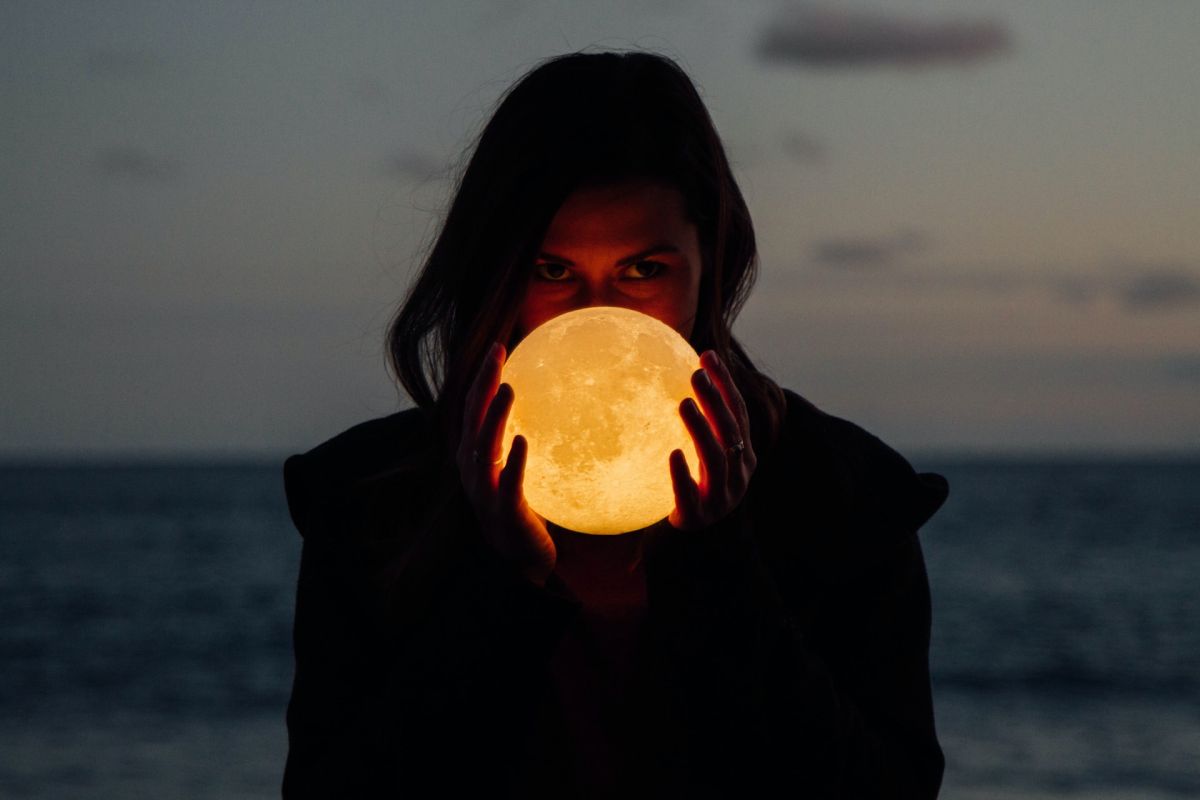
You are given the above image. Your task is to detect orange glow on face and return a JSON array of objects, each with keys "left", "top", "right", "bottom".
[{"left": 514, "top": 179, "right": 702, "bottom": 345}]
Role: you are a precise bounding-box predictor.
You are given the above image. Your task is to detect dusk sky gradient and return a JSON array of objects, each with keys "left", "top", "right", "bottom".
[{"left": 2, "top": 1, "right": 1197, "bottom": 457}]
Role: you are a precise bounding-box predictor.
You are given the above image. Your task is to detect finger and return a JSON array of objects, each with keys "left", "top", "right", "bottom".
[
  {"left": 462, "top": 342, "right": 505, "bottom": 439},
  {"left": 497, "top": 433, "right": 527, "bottom": 504},
  {"left": 680, "top": 396, "right": 725, "bottom": 494},
  {"left": 700, "top": 351, "right": 751, "bottom": 450},
  {"left": 477, "top": 382, "right": 514, "bottom": 468},
  {"left": 668, "top": 448, "right": 701, "bottom": 529},
  {"left": 692, "top": 367, "right": 741, "bottom": 451}
]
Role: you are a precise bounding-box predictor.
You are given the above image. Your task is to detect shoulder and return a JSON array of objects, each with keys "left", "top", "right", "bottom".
[
  {"left": 282, "top": 407, "right": 446, "bottom": 541},
  {"left": 752, "top": 388, "right": 948, "bottom": 553}
]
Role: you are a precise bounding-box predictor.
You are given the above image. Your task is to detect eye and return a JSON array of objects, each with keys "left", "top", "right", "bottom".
[
  {"left": 534, "top": 262, "right": 570, "bottom": 281},
  {"left": 624, "top": 261, "right": 666, "bottom": 280}
]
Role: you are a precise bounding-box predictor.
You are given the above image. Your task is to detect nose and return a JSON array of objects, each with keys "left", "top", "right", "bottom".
[
  {"left": 576, "top": 286, "right": 614, "bottom": 309},
  {"left": 574, "top": 278, "right": 621, "bottom": 309}
]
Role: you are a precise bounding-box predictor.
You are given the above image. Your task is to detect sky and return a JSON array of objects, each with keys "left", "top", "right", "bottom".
[{"left": 2, "top": 0, "right": 1197, "bottom": 458}]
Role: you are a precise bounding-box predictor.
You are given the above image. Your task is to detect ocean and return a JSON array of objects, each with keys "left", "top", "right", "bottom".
[{"left": 1, "top": 458, "right": 1197, "bottom": 798}]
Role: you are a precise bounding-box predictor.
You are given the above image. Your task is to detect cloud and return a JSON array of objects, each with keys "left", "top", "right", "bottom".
[
  {"left": 383, "top": 151, "right": 446, "bottom": 183},
  {"left": 1047, "top": 274, "right": 1104, "bottom": 305},
  {"left": 781, "top": 131, "right": 826, "bottom": 162},
  {"left": 967, "top": 266, "right": 1200, "bottom": 313},
  {"left": 757, "top": 5, "right": 1011, "bottom": 68},
  {"left": 1161, "top": 355, "right": 1200, "bottom": 383},
  {"left": 347, "top": 76, "right": 392, "bottom": 108},
  {"left": 812, "top": 229, "right": 929, "bottom": 268},
  {"left": 785, "top": 253, "right": 1200, "bottom": 316},
  {"left": 471, "top": 0, "right": 526, "bottom": 29},
  {"left": 1118, "top": 270, "right": 1200, "bottom": 312},
  {"left": 85, "top": 49, "right": 164, "bottom": 78},
  {"left": 93, "top": 147, "right": 179, "bottom": 183},
  {"left": 928, "top": 265, "right": 1200, "bottom": 315}
]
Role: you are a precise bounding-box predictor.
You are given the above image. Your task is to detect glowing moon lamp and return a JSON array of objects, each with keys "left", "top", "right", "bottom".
[{"left": 501, "top": 306, "right": 702, "bottom": 535}]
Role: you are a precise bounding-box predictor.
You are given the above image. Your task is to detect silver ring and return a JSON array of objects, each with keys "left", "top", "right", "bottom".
[
  {"left": 473, "top": 449, "right": 503, "bottom": 466},
  {"left": 726, "top": 439, "right": 745, "bottom": 457}
]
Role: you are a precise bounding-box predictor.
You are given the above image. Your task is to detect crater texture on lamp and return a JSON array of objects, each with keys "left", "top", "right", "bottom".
[{"left": 501, "top": 306, "right": 701, "bottom": 534}]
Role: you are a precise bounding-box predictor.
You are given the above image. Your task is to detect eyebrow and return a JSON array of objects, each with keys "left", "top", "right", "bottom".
[{"left": 536, "top": 244, "right": 686, "bottom": 267}]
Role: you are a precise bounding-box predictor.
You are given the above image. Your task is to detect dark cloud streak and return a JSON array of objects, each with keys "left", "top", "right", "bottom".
[
  {"left": 1118, "top": 271, "right": 1200, "bottom": 312},
  {"left": 812, "top": 229, "right": 929, "bottom": 268},
  {"left": 383, "top": 151, "right": 446, "bottom": 183},
  {"left": 94, "top": 147, "right": 179, "bottom": 183},
  {"left": 787, "top": 252, "right": 1200, "bottom": 315},
  {"left": 86, "top": 49, "right": 164, "bottom": 78},
  {"left": 1161, "top": 355, "right": 1200, "bottom": 383},
  {"left": 757, "top": 6, "right": 1011, "bottom": 69},
  {"left": 781, "top": 131, "right": 826, "bottom": 162},
  {"left": 1037, "top": 267, "right": 1200, "bottom": 313},
  {"left": 347, "top": 76, "right": 392, "bottom": 108}
]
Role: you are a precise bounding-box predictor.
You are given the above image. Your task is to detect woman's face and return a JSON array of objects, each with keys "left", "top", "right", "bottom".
[{"left": 514, "top": 179, "right": 703, "bottom": 343}]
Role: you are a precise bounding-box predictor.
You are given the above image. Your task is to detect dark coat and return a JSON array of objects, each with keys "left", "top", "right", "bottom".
[{"left": 280, "top": 388, "right": 949, "bottom": 798}]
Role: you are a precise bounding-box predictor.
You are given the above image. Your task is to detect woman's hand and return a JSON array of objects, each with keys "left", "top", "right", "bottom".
[
  {"left": 456, "top": 342, "right": 556, "bottom": 586},
  {"left": 668, "top": 350, "right": 757, "bottom": 530}
]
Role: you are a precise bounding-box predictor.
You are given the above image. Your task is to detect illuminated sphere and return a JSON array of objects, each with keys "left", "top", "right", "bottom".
[{"left": 501, "top": 306, "right": 701, "bottom": 534}]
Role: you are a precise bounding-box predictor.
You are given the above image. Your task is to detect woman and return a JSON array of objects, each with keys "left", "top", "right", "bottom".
[{"left": 281, "top": 51, "right": 948, "bottom": 798}]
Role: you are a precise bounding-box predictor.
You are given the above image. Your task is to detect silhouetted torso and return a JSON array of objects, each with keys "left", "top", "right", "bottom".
[{"left": 281, "top": 389, "right": 949, "bottom": 798}]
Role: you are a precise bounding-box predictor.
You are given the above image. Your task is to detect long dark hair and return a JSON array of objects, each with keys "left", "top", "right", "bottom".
[{"left": 387, "top": 50, "right": 784, "bottom": 463}]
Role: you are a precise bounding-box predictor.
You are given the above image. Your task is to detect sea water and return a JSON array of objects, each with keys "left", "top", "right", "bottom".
[{"left": 1, "top": 459, "right": 1197, "bottom": 798}]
